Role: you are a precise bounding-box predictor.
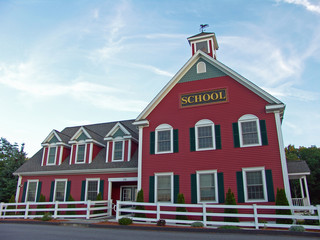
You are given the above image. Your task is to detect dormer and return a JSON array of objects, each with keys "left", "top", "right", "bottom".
[
  {"left": 69, "top": 127, "right": 104, "bottom": 164},
  {"left": 104, "top": 122, "right": 138, "bottom": 162},
  {"left": 187, "top": 32, "right": 219, "bottom": 59},
  {"left": 41, "top": 130, "right": 71, "bottom": 166}
]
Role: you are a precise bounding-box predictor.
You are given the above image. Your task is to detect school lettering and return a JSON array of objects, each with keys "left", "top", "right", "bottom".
[{"left": 180, "top": 88, "right": 227, "bottom": 107}]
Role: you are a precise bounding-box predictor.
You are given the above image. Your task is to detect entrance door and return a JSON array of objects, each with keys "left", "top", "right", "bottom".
[{"left": 121, "top": 186, "right": 137, "bottom": 201}]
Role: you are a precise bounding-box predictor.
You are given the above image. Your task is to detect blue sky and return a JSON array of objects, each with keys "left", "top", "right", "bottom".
[{"left": 0, "top": 0, "right": 319, "bottom": 157}]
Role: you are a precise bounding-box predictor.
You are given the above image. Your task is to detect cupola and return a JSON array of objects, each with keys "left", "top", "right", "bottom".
[{"left": 187, "top": 32, "right": 219, "bottom": 59}]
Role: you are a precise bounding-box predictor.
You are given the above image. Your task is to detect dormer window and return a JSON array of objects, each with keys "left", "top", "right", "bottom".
[
  {"left": 113, "top": 140, "right": 124, "bottom": 161},
  {"left": 76, "top": 144, "right": 86, "bottom": 163},
  {"left": 47, "top": 146, "right": 57, "bottom": 165}
]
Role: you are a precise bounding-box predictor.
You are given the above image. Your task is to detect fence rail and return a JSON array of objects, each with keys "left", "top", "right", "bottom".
[
  {"left": 0, "top": 200, "right": 112, "bottom": 220},
  {"left": 116, "top": 201, "right": 320, "bottom": 230}
]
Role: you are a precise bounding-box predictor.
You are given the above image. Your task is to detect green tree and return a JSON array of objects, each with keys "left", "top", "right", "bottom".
[
  {"left": 275, "top": 188, "right": 293, "bottom": 224},
  {"left": 0, "top": 138, "right": 27, "bottom": 202},
  {"left": 176, "top": 193, "right": 188, "bottom": 220},
  {"left": 224, "top": 188, "right": 239, "bottom": 222},
  {"left": 285, "top": 145, "right": 320, "bottom": 204},
  {"left": 134, "top": 189, "right": 146, "bottom": 218}
]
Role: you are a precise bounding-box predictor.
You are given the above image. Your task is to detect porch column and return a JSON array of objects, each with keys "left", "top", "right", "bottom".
[
  {"left": 299, "top": 177, "right": 305, "bottom": 199},
  {"left": 15, "top": 175, "right": 22, "bottom": 203},
  {"left": 108, "top": 180, "right": 112, "bottom": 200},
  {"left": 303, "top": 176, "right": 311, "bottom": 206}
]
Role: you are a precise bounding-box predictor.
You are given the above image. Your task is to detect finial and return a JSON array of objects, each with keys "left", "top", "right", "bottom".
[{"left": 199, "top": 24, "right": 209, "bottom": 32}]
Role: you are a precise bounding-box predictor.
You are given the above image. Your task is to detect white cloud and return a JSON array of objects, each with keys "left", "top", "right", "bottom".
[
  {"left": 280, "top": 0, "right": 320, "bottom": 14},
  {"left": 129, "top": 63, "right": 174, "bottom": 78}
]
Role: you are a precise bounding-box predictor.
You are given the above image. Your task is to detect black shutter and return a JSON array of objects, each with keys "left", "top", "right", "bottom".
[
  {"left": 174, "top": 175, "right": 179, "bottom": 203},
  {"left": 190, "top": 174, "right": 197, "bottom": 204},
  {"left": 149, "top": 176, "right": 155, "bottom": 203},
  {"left": 36, "top": 181, "right": 42, "bottom": 202},
  {"left": 232, "top": 123, "right": 240, "bottom": 148},
  {"left": 99, "top": 180, "right": 104, "bottom": 199},
  {"left": 218, "top": 172, "right": 225, "bottom": 203},
  {"left": 236, "top": 171, "right": 245, "bottom": 203},
  {"left": 49, "top": 181, "right": 55, "bottom": 202},
  {"left": 173, "top": 129, "right": 179, "bottom": 153},
  {"left": 189, "top": 128, "right": 196, "bottom": 152},
  {"left": 21, "top": 182, "right": 27, "bottom": 203},
  {"left": 215, "top": 125, "right": 222, "bottom": 149},
  {"left": 66, "top": 181, "right": 71, "bottom": 201},
  {"left": 81, "top": 180, "right": 86, "bottom": 201},
  {"left": 150, "top": 132, "right": 155, "bottom": 155},
  {"left": 260, "top": 120, "right": 268, "bottom": 146},
  {"left": 265, "top": 170, "right": 275, "bottom": 202}
]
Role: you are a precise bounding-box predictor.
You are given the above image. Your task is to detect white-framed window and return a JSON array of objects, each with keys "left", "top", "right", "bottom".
[
  {"left": 86, "top": 178, "right": 100, "bottom": 201},
  {"left": 243, "top": 167, "right": 267, "bottom": 203},
  {"left": 195, "top": 40, "right": 210, "bottom": 53},
  {"left": 26, "top": 180, "right": 39, "bottom": 202},
  {"left": 54, "top": 179, "right": 67, "bottom": 202},
  {"left": 47, "top": 146, "right": 57, "bottom": 165},
  {"left": 112, "top": 139, "right": 124, "bottom": 161},
  {"left": 238, "top": 114, "right": 261, "bottom": 147},
  {"left": 195, "top": 119, "right": 215, "bottom": 151},
  {"left": 155, "top": 124, "right": 173, "bottom": 154},
  {"left": 155, "top": 173, "right": 173, "bottom": 203},
  {"left": 197, "top": 61, "right": 206, "bottom": 73},
  {"left": 76, "top": 144, "right": 86, "bottom": 164},
  {"left": 197, "top": 170, "right": 218, "bottom": 203}
]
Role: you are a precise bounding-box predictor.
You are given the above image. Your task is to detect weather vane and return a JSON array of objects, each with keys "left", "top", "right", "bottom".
[{"left": 200, "top": 24, "right": 209, "bottom": 32}]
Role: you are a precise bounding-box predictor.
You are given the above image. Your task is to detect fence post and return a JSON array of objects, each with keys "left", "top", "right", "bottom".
[
  {"left": 86, "top": 200, "right": 91, "bottom": 220},
  {"left": 108, "top": 199, "right": 112, "bottom": 217},
  {"left": 156, "top": 202, "right": 160, "bottom": 221},
  {"left": 253, "top": 204, "right": 259, "bottom": 229},
  {"left": 53, "top": 201, "right": 59, "bottom": 219},
  {"left": 24, "top": 202, "right": 29, "bottom": 219},
  {"left": 116, "top": 201, "right": 120, "bottom": 220},
  {"left": 202, "top": 203, "right": 207, "bottom": 227},
  {"left": 317, "top": 205, "right": 320, "bottom": 225},
  {"left": 0, "top": 202, "right": 4, "bottom": 218}
]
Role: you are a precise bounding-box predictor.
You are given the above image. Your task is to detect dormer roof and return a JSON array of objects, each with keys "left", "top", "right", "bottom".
[{"left": 41, "top": 130, "right": 71, "bottom": 147}]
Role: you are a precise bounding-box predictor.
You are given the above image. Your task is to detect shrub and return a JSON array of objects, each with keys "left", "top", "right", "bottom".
[
  {"left": 224, "top": 188, "right": 239, "bottom": 222},
  {"left": 118, "top": 217, "right": 133, "bottom": 225},
  {"left": 134, "top": 189, "right": 146, "bottom": 218},
  {"left": 218, "top": 225, "right": 240, "bottom": 230},
  {"left": 176, "top": 193, "right": 188, "bottom": 220},
  {"left": 41, "top": 212, "right": 52, "bottom": 221},
  {"left": 36, "top": 194, "right": 46, "bottom": 215},
  {"left": 275, "top": 188, "right": 293, "bottom": 224},
  {"left": 93, "top": 193, "right": 104, "bottom": 214},
  {"left": 66, "top": 195, "right": 76, "bottom": 215},
  {"left": 191, "top": 222, "right": 204, "bottom": 228},
  {"left": 289, "top": 225, "right": 305, "bottom": 232},
  {"left": 157, "top": 219, "right": 166, "bottom": 226},
  {"left": 5, "top": 195, "right": 16, "bottom": 215}
]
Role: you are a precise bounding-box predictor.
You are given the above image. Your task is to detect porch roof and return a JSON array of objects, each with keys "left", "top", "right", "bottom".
[{"left": 287, "top": 160, "right": 310, "bottom": 176}]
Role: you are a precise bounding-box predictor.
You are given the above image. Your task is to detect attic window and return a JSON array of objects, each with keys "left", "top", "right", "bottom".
[
  {"left": 196, "top": 41, "right": 209, "bottom": 53},
  {"left": 197, "top": 61, "right": 206, "bottom": 74}
]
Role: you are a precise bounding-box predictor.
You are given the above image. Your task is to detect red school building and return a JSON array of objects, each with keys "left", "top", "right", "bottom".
[{"left": 15, "top": 32, "right": 310, "bottom": 208}]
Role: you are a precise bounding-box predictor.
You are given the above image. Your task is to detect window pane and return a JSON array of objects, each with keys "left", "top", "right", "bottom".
[
  {"left": 197, "top": 126, "right": 213, "bottom": 149},
  {"left": 27, "top": 182, "right": 37, "bottom": 202},
  {"left": 241, "top": 121, "right": 259, "bottom": 145},
  {"left": 87, "top": 180, "right": 98, "bottom": 201},
  {"left": 196, "top": 41, "right": 208, "bottom": 53},
  {"left": 113, "top": 141, "right": 123, "bottom": 160},
  {"left": 246, "top": 171, "right": 264, "bottom": 200},
  {"left": 157, "top": 130, "right": 171, "bottom": 152},
  {"left": 48, "top": 147, "right": 56, "bottom": 164},
  {"left": 55, "top": 181, "right": 66, "bottom": 201},
  {"left": 199, "top": 174, "right": 215, "bottom": 201},
  {"left": 157, "top": 175, "right": 171, "bottom": 202},
  {"left": 77, "top": 145, "right": 85, "bottom": 163}
]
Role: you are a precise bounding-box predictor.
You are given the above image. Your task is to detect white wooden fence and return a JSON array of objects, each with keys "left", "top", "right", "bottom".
[
  {"left": 0, "top": 200, "right": 112, "bottom": 220},
  {"left": 116, "top": 201, "right": 320, "bottom": 230}
]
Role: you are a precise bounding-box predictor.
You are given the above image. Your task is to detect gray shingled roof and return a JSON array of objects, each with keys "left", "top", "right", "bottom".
[
  {"left": 14, "top": 120, "right": 138, "bottom": 175},
  {"left": 287, "top": 160, "right": 310, "bottom": 174}
]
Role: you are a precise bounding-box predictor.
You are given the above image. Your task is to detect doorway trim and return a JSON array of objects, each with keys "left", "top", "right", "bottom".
[{"left": 107, "top": 177, "right": 138, "bottom": 200}]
